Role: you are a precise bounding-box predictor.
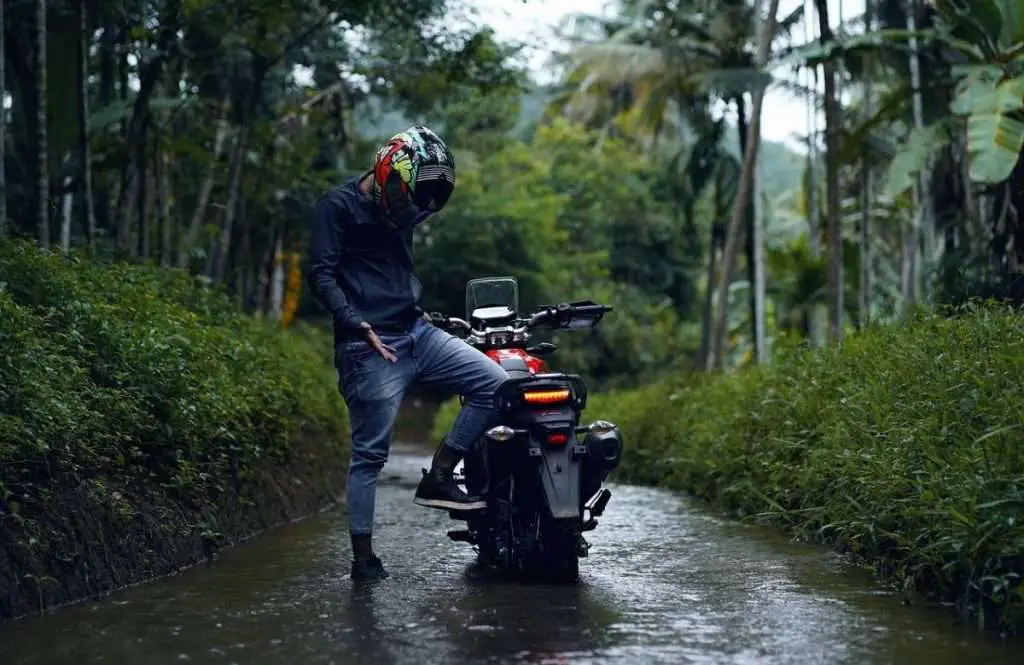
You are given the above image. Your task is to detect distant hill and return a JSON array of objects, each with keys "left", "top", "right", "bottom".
[{"left": 354, "top": 86, "right": 804, "bottom": 200}]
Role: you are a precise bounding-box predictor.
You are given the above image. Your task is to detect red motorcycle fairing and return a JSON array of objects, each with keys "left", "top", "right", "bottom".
[{"left": 485, "top": 348, "right": 546, "bottom": 374}]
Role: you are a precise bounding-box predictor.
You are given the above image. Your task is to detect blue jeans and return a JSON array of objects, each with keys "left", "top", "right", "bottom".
[{"left": 335, "top": 318, "right": 509, "bottom": 535}]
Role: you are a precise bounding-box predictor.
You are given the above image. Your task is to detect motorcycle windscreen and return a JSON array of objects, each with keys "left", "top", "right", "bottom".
[{"left": 537, "top": 441, "right": 582, "bottom": 520}]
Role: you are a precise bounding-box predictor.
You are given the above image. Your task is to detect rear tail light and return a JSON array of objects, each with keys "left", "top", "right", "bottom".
[
  {"left": 522, "top": 388, "right": 570, "bottom": 405},
  {"left": 546, "top": 432, "right": 569, "bottom": 445}
]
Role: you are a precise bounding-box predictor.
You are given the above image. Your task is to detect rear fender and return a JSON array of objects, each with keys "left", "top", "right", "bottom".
[{"left": 536, "top": 439, "right": 582, "bottom": 521}]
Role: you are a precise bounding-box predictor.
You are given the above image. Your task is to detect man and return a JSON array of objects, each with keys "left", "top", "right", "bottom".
[{"left": 306, "top": 125, "right": 509, "bottom": 582}]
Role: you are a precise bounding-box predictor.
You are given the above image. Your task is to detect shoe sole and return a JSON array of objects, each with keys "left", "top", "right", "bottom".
[{"left": 414, "top": 497, "right": 486, "bottom": 510}]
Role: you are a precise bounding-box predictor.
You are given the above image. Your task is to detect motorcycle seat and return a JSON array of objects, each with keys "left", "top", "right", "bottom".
[{"left": 499, "top": 357, "right": 533, "bottom": 378}]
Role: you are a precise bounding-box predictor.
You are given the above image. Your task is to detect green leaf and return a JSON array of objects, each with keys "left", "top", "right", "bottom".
[
  {"left": 996, "top": 0, "right": 1024, "bottom": 47},
  {"left": 935, "top": 0, "right": 1003, "bottom": 51},
  {"left": 884, "top": 124, "right": 952, "bottom": 198},
  {"left": 968, "top": 75, "right": 1024, "bottom": 114},
  {"left": 88, "top": 98, "right": 191, "bottom": 132},
  {"left": 950, "top": 65, "right": 1003, "bottom": 114},
  {"left": 966, "top": 112, "right": 1024, "bottom": 183}
]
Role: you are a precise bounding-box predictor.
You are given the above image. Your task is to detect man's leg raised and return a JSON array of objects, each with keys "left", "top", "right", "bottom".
[{"left": 411, "top": 321, "right": 509, "bottom": 510}]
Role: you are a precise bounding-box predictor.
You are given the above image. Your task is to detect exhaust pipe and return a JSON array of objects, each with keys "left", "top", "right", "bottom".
[{"left": 581, "top": 421, "right": 623, "bottom": 503}]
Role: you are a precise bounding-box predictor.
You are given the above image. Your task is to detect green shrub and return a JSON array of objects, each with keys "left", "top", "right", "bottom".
[
  {"left": 604, "top": 306, "right": 1024, "bottom": 632},
  {"left": 428, "top": 305, "right": 1024, "bottom": 631},
  {"left": 0, "top": 239, "right": 347, "bottom": 514}
]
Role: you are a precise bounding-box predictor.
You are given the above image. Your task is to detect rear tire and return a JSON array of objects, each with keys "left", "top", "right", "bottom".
[{"left": 538, "top": 530, "right": 580, "bottom": 584}]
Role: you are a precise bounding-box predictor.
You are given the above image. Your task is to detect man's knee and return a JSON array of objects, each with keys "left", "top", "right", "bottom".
[
  {"left": 350, "top": 446, "right": 388, "bottom": 474},
  {"left": 346, "top": 393, "right": 402, "bottom": 474}
]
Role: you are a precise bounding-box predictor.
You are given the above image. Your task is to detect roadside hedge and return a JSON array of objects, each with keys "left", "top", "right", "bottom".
[
  {"left": 431, "top": 305, "right": 1024, "bottom": 632},
  {"left": 0, "top": 239, "right": 348, "bottom": 620}
]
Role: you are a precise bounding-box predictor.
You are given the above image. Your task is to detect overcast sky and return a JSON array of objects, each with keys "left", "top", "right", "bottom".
[{"left": 471, "top": 0, "right": 867, "bottom": 153}]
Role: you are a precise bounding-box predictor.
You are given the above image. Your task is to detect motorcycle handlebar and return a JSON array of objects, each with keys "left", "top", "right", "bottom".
[
  {"left": 429, "top": 303, "right": 613, "bottom": 336},
  {"left": 528, "top": 303, "right": 613, "bottom": 327}
]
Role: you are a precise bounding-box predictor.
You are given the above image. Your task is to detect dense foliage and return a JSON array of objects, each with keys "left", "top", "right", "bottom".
[{"left": 0, "top": 238, "right": 347, "bottom": 515}]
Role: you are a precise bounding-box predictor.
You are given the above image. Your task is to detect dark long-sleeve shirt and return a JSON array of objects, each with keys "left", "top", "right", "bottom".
[{"left": 306, "top": 176, "right": 423, "bottom": 341}]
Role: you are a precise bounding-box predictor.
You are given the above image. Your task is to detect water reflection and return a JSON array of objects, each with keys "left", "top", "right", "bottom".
[{"left": 0, "top": 452, "right": 1021, "bottom": 665}]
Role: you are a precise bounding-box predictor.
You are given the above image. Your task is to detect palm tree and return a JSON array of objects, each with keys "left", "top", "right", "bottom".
[
  {"left": 707, "top": 0, "right": 783, "bottom": 370},
  {"left": 813, "top": 0, "right": 843, "bottom": 341},
  {"left": 559, "top": 0, "right": 806, "bottom": 367}
]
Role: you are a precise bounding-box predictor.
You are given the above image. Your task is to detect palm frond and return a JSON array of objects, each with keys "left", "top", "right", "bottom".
[
  {"left": 773, "top": 5, "right": 806, "bottom": 41},
  {"left": 567, "top": 42, "right": 669, "bottom": 84}
]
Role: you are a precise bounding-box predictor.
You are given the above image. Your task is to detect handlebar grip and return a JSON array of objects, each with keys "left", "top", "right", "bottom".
[{"left": 571, "top": 304, "right": 608, "bottom": 314}]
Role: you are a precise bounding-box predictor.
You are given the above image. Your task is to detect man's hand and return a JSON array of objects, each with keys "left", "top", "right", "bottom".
[{"left": 359, "top": 321, "right": 398, "bottom": 362}]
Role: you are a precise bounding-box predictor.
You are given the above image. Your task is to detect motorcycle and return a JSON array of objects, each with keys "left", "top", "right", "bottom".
[{"left": 428, "top": 276, "right": 624, "bottom": 583}]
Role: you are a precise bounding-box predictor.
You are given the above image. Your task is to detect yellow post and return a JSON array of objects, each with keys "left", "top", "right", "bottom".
[{"left": 281, "top": 250, "right": 302, "bottom": 327}]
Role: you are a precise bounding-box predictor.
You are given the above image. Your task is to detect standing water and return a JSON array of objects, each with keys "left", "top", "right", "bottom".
[{"left": 0, "top": 450, "right": 1019, "bottom": 665}]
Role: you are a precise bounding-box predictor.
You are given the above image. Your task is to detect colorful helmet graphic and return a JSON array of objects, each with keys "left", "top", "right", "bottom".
[{"left": 372, "top": 125, "right": 455, "bottom": 224}]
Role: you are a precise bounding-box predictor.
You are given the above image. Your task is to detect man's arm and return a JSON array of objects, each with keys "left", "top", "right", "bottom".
[{"left": 306, "top": 197, "right": 365, "bottom": 332}]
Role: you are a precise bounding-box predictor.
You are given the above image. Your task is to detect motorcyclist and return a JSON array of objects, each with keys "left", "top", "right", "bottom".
[{"left": 306, "top": 125, "right": 509, "bottom": 582}]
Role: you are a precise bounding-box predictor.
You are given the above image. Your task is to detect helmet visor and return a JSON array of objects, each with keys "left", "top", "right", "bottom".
[{"left": 412, "top": 167, "right": 454, "bottom": 213}]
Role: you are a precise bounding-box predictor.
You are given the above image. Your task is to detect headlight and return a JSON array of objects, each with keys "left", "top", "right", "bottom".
[{"left": 487, "top": 332, "right": 510, "bottom": 346}]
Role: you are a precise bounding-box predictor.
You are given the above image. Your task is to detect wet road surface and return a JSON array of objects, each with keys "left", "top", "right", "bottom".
[{"left": 1, "top": 447, "right": 1020, "bottom": 665}]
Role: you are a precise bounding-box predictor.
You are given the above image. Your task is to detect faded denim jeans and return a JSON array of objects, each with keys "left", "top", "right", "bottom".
[{"left": 335, "top": 317, "right": 509, "bottom": 535}]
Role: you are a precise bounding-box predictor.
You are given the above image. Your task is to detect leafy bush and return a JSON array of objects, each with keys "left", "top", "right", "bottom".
[
  {"left": 606, "top": 305, "right": 1024, "bottom": 632},
  {"left": 0, "top": 239, "right": 347, "bottom": 516},
  {"left": 430, "top": 305, "right": 1024, "bottom": 631}
]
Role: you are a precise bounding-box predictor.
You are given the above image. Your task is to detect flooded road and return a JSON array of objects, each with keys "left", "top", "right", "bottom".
[{"left": 1, "top": 448, "right": 1019, "bottom": 665}]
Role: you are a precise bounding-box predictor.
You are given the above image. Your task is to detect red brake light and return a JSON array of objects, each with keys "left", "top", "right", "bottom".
[{"left": 546, "top": 432, "right": 569, "bottom": 445}]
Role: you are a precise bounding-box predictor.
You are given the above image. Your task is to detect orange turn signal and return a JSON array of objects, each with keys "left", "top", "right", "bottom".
[{"left": 522, "top": 388, "right": 571, "bottom": 405}]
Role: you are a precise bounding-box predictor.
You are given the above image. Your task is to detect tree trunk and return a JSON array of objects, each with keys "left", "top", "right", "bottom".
[
  {"left": 269, "top": 234, "right": 285, "bottom": 320},
  {"left": 114, "top": 18, "right": 129, "bottom": 252},
  {"left": 0, "top": 0, "right": 7, "bottom": 237},
  {"left": 78, "top": 0, "right": 96, "bottom": 246},
  {"left": 706, "top": 0, "right": 781, "bottom": 371},
  {"left": 179, "top": 96, "right": 230, "bottom": 268},
  {"left": 94, "top": 23, "right": 116, "bottom": 239},
  {"left": 902, "top": 1, "right": 929, "bottom": 313},
  {"left": 859, "top": 0, "right": 875, "bottom": 328},
  {"left": 117, "top": 4, "right": 178, "bottom": 257},
  {"left": 156, "top": 141, "right": 173, "bottom": 267},
  {"left": 803, "top": 0, "right": 824, "bottom": 346},
  {"left": 212, "top": 125, "right": 250, "bottom": 282},
  {"left": 815, "top": 0, "right": 843, "bottom": 342},
  {"left": 697, "top": 229, "right": 720, "bottom": 364},
  {"left": 137, "top": 130, "right": 149, "bottom": 259},
  {"left": 735, "top": 94, "right": 763, "bottom": 363},
  {"left": 752, "top": 137, "right": 767, "bottom": 362},
  {"left": 60, "top": 170, "right": 73, "bottom": 252},
  {"left": 36, "top": 0, "right": 49, "bottom": 248}
]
